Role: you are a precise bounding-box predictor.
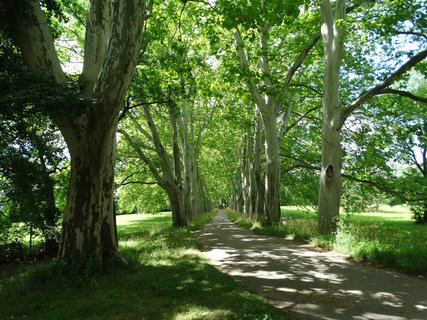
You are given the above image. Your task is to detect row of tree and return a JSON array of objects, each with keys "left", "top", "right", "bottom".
[
  {"left": 226, "top": 0, "right": 426, "bottom": 230},
  {"left": 0, "top": 0, "right": 425, "bottom": 267}
]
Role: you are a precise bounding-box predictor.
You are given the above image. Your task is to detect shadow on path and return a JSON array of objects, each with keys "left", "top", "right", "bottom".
[{"left": 195, "top": 212, "right": 427, "bottom": 320}]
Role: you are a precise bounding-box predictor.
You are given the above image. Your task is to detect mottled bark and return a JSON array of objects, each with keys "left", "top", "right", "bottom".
[{"left": 59, "top": 118, "right": 120, "bottom": 263}]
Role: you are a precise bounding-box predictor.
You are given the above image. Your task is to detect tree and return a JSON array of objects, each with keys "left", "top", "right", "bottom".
[
  {"left": 215, "top": 0, "right": 319, "bottom": 225},
  {"left": 2, "top": 0, "right": 153, "bottom": 266},
  {"left": 117, "top": 1, "right": 214, "bottom": 225},
  {"left": 343, "top": 70, "right": 427, "bottom": 222},
  {"left": 317, "top": 0, "right": 427, "bottom": 233},
  {"left": 318, "top": 0, "right": 346, "bottom": 233},
  {"left": 0, "top": 114, "right": 65, "bottom": 256},
  {"left": 0, "top": 28, "right": 68, "bottom": 258}
]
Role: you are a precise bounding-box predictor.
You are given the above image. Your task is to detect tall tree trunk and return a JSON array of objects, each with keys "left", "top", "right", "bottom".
[
  {"left": 254, "top": 118, "right": 265, "bottom": 220},
  {"left": 233, "top": 171, "right": 244, "bottom": 213},
  {"left": 143, "top": 104, "right": 189, "bottom": 227},
  {"left": 59, "top": 118, "right": 121, "bottom": 264},
  {"left": 180, "top": 96, "right": 193, "bottom": 220},
  {"left": 165, "top": 184, "right": 186, "bottom": 228},
  {"left": 242, "top": 135, "right": 251, "bottom": 216},
  {"left": 169, "top": 100, "right": 182, "bottom": 189},
  {"left": 260, "top": 109, "right": 281, "bottom": 225},
  {"left": 318, "top": 0, "right": 346, "bottom": 234},
  {"left": 186, "top": 101, "right": 204, "bottom": 218},
  {"left": 168, "top": 99, "right": 187, "bottom": 226},
  {"left": 246, "top": 126, "right": 257, "bottom": 216}
]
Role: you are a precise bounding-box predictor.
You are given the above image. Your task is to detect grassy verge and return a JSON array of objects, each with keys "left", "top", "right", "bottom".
[
  {"left": 0, "top": 210, "right": 290, "bottom": 320},
  {"left": 226, "top": 206, "right": 427, "bottom": 275}
]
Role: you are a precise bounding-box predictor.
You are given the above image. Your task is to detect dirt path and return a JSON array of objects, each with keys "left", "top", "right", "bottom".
[{"left": 195, "top": 211, "right": 427, "bottom": 320}]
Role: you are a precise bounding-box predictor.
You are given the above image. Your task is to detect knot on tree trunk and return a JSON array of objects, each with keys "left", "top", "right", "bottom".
[{"left": 326, "top": 164, "right": 334, "bottom": 179}]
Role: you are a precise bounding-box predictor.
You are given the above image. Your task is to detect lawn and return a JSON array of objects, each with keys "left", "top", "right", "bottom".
[
  {"left": 227, "top": 205, "right": 427, "bottom": 275},
  {"left": 0, "top": 211, "right": 290, "bottom": 320}
]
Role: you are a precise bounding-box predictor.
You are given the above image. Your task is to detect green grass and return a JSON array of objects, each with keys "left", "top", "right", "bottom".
[
  {"left": 0, "top": 211, "right": 290, "bottom": 320},
  {"left": 227, "top": 205, "right": 427, "bottom": 275}
]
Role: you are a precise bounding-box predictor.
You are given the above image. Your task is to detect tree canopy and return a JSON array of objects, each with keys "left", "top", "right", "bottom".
[{"left": 1, "top": 0, "right": 426, "bottom": 265}]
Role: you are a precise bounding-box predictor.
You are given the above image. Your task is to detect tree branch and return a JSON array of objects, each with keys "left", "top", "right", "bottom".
[
  {"left": 341, "top": 174, "right": 427, "bottom": 202},
  {"left": 404, "top": 141, "right": 424, "bottom": 173},
  {"left": 282, "top": 160, "right": 427, "bottom": 202},
  {"left": 282, "top": 105, "right": 321, "bottom": 137},
  {"left": 119, "top": 98, "right": 173, "bottom": 121},
  {"left": 341, "top": 48, "right": 427, "bottom": 126},
  {"left": 378, "top": 88, "right": 427, "bottom": 103},
  {"left": 278, "top": 94, "right": 293, "bottom": 140},
  {"left": 116, "top": 172, "right": 158, "bottom": 188},
  {"left": 117, "top": 129, "right": 164, "bottom": 184},
  {"left": 277, "top": 0, "right": 376, "bottom": 105},
  {"left": 290, "top": 83, "right": 323, "bottom": 96},
  {"left": 279, "top": 35, "right": 320, "bottom": 105},
  {"left": 396, "top": 31, "right": 427, "bottom": 41},
  {"left": 127, "top": 112, "right": 154, "bottom": 143},
  {"left": 0, "top": 210, "right": 18, "bottom": 222},
  {"left": 119, "top": 180, "right": 158, "bottom": 187},
  {"left": 195, "top": 100, "right": 217, "bottom": 156},
  {"left": 233, "top": 28, "right": 266, "bottom": 109}
]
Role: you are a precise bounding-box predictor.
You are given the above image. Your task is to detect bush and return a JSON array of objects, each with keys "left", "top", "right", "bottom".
[
  {"left": 0, "top": 242, "right": 25, "bottom": 263},
  {"left": 410, "top": 204, "right": 425, "bottom": 224},
  {"left": 0, "top": 223, "right": 26, "bottom": 263}
]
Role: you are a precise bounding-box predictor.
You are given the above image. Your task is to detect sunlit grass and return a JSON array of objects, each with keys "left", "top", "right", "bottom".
[
  {"left": 117, "top": 212, "right": 171, "bottom": 235},
  {"left": 0, "top": 211, "right": 290, "bottom": 320}
]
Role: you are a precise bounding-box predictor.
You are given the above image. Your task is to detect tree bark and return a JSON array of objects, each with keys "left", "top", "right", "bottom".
[
  {"left": 246, "top": 126, "right": 257, "bottom": 216},
  {"left": 254, "top": 118, "right": 265, "bottom": 220},
  {"left": 164, "top": 184, "right": 186, "bottom": 228},
  {"left": 242, "top": 135, "right": 250, "bottom": 216},
  {"left": 59, "top": 118, "right": 121, "bottom": 264},
  {"left": 260, "top": 109, "right": 281, "bottom": 225},
  {"left": 318, "top": 0, "right": 346, "bottom": 234}
]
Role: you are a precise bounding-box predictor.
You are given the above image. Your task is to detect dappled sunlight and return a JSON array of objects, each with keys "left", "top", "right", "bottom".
[
  {"left": 116, "top": 212, "right": 171, "bottom": 225},
  {"left": 230, "top": 269, "right": 296, "bottom": 280},
  {"left": 119, "top": 239, "right": 140, "bottom": 248},
  {"left": 173, "top": 307, "right": 231, "bottom": 320},
  {"left": 356, "top": 312, "right": 407, "bottom": 320},
  {"left": 198, "top": 212, "right": 427, "bottom": 320},
  {"left": 415, "top": 304, "right": 427, "bottom": 311}
]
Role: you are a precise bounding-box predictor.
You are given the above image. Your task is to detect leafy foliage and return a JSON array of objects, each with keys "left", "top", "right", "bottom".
[{"left": 0, "top": 109, "right": 67, "bottom": 261}]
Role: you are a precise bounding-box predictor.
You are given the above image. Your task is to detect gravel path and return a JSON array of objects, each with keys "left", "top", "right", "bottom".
[{"left": 196, "top": 211, "right": 427, "bottom": 320}]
